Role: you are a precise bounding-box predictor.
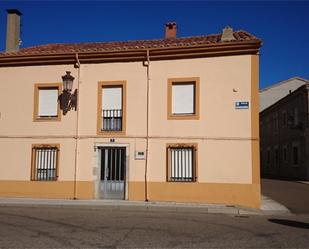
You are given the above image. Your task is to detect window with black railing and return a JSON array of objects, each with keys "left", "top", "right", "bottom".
[
  {"left": 31, "top": 146, "right": 58, "bottom": 181},
  {"left": 167, "top": 146, "right": 196, "bottom": 182},
  {"left": 102, "top": 109, "right": 122, "bottom": 131}
]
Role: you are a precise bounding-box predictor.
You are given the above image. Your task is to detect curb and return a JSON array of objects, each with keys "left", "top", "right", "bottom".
[{"left": 0, "top": 197, "right": 289, "bottom": 216}]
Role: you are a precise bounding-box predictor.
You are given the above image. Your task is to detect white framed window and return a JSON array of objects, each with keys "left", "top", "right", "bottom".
[
  {"left": 97, "top": 81, "right": 126, "bottom": 134},
  {"left": 34, "top": 83, "right": 61, "bottom": 121},
  {"left": 38, "top": 88, "right": 58, "bottom": 117},
  {"left": 167, "top": 77, "right": 200, "bottom": 120},
  {"left": 172, "top": 83, "right": 195, "bottom": 115}
]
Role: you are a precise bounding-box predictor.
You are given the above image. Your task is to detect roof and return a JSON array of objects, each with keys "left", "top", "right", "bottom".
[
  {"left": 0, "top": 30, "right": 262, "bottom": 67},
  {"left": 260, "top": 83, "right": 309, "bottom": 115},
  {"left": 259, "top": 77, "right": 309, "bottom": 112},
  {"left": 259, "top": 77, "right": 309, "bottom": 93},
  {"left": 1, "top": 30, "right": 260, "bottom": 56}
]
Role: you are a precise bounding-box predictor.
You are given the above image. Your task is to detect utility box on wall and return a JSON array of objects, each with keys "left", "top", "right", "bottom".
[{"left": 135, "top": 151, "right": 146, "bottom": 160}]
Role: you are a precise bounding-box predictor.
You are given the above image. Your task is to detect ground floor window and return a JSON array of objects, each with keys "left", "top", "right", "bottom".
[
  {"left": 283, "top": 146, "right": 288, "bottom": 163},
  {"left": 167, "top": 144, "right": 197, "bottom": 182},
  {"left": 31, "top": 145, "right": 59, "bottom": 181},
  {"left": 274, "top": 147, "right": 279, "bottom": 166},
  {"left": 292, "top": 145, "right": 299, "bottom": 166},
  {"left": 266, "top": 148, "right": 271, "bottom": 165}
]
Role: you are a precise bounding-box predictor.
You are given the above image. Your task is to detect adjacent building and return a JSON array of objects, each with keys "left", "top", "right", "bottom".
[
  {"left": 0, "top": 10, "right": 262, "bottom": 208},
  {"left": 260, "top": 78, "right": 309, "bottom": 180}
]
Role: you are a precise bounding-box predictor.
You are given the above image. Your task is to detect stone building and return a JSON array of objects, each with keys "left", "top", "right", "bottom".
[{"left": 260, "top": 79, "right": 309, "bottom": 180}]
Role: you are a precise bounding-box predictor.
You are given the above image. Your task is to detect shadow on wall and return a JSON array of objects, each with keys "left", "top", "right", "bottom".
[{"left": 268, "top": 219, "right": 309, "bottom": 229}]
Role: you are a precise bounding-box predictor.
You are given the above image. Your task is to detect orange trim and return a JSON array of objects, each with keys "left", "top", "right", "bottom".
[
  {"left": 0, "top": 180, "right": 93, "bottom": 199},
  {"left": 251, "top": 55, "right": 260, "bottom": 186},
  {"left": 128, "top": 181, "right": 260, "bottom": 209}
]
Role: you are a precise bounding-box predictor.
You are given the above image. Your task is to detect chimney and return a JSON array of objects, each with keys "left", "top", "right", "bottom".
[
  {"left": 165, "top": 22, "right": 177, "bottom": 39},
  {"left": 221, "top": 26, "right": 236, "bottom": 42},
  {"left": 6, "top": 9, "right": 22, "bottom": 52}
]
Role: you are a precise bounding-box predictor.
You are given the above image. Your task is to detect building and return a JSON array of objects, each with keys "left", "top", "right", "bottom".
[
  {"left": 260, "top": 78, "right": 309, "bottom": 180},
  {"left": 0, "top": 10, "right": 262, "bottom": 208}
]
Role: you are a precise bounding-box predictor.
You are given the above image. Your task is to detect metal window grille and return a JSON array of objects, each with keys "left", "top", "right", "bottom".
[
  {"left": 32, "top": 147, "right": 58, "bottom": 181},
  {"left": 102, "top": 109, "right": 122, "bottom": 131},
  {"left": 168, "top": 147, "right": 195, "bottom": 182}
]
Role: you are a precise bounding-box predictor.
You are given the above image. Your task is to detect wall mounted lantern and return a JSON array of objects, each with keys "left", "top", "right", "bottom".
[{"left": 59, "top": 71, "right": 77, "bottom": 115}]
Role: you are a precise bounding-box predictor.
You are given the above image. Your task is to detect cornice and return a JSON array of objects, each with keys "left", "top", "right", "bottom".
[{"left": 0, "top": 41, "right": 261, "bottom": 67}]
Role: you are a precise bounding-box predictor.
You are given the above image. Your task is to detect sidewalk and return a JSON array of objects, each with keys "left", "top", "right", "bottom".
[
  {"left": 0, "top": 195, "right": 290, "bottom": 216},
  {"left": 297, "top": 181, "right": 309, "bottom": 185}
]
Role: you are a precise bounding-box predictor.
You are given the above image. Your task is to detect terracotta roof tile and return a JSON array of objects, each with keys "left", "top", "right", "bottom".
[{"left": 0, "top": 30, "right": 261, "bottom": 57}]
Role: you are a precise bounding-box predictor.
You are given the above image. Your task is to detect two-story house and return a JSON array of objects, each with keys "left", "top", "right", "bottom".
[{"left": 0, "top": 10, "right": 262, "bottom": 208}]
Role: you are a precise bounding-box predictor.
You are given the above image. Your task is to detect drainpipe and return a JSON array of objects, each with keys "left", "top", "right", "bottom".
[
  {"left": 73, "top": 53, "right": 81, "bottom": 200},
  {"left": 144, "top": 50, "right": 150, "bottom": 202}
]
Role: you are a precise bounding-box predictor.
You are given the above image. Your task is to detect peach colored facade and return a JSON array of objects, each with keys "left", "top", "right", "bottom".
[{"left": 0, "top": 54, "right": 260, "bottom": 208}]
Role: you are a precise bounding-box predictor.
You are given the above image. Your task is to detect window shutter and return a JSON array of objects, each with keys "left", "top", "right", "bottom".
[
  {"left": 172, "top": 83, "right": 194, "bottom": 114},
  {"left": 38, "top": 89, "right": 58, "bottom": 116},
  {"left": 102, "top": 87, "right": 122, "bottom": 110}
]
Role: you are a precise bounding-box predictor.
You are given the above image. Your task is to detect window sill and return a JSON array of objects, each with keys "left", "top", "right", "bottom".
[
  {"left": 167, "top": 113, "right": 199, "bottom": 120},
  {"left": 167, "top": 180, "right": 197, "bottom": 183},
  {"left": 30, "top": 179, "right": 58, "bottom": 182},
  {"left": 97, "top": 130, "right": 126, "bottom": 136},
  {"left": 34, "top": 116, "right": 61, "bottom": 122},
  {"left": 291, "top": 164, "right": 300, "bottom": 168}
]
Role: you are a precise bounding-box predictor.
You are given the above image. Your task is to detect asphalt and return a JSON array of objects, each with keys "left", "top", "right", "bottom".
[
  {"left": 261, "top": 178, "right": 309, "bottom": 214},
  {"left": 0, "top": 194, "right": 290, "bottom": 216},
  {"left": 1, "top": 205, "right": 308, "bottom": 248}
]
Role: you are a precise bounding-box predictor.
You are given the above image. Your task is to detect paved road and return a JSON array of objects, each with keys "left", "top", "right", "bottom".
[
  {"left": 261, "top": 178, "right": 309, "bottom": 214},
  {"left": 0, "top": 205, "right": 308, "bottom": 248}
]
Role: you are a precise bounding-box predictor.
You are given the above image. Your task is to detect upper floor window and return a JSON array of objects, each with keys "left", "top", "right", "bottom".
[
  {"left": 294, "top": 107, "right": 299, "bottom": 126},
  {"left": 167, "top": 77, "right": 200, "bottom": 120},
  {"left": 292, "top": 143, "right": 300, "bottom": 166},
  {"left": 273, "top": 113, "right": 279, "bottom": 131},
  {"left": 33, "top": 83, "right": 61, "bottom": 121},
  {"left": 97, "top": 81, "right": 126, "bottom": 134},
  {"left": 274, "top": 146, "right": 279, "bottom": 166},
  {"left": 266, "top": 147, "right": 271, "bottom": 165},
  {"left": 283, "top": 145, "right": 288, "bottom": 163},
  {"left": 282, "top": 110, "right": 287, "bottom": 127}
]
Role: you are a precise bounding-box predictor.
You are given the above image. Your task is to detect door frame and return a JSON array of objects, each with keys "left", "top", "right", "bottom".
[{"left": 94, "top": 143, "right": 129, "bottom": 200}]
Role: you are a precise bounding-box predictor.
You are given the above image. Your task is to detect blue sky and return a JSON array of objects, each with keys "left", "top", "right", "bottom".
[{"left": 0, "top": 1, "right": 309, "bottom": 89}]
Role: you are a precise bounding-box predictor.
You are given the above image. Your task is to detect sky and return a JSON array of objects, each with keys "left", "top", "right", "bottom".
[{"left": 0, "top": 1, "right": 309, "bottom": 89}]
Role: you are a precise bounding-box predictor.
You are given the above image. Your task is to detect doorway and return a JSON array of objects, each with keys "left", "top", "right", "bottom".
[{"left": 99, "top": 147, "right": 126, "bottom": 199}]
